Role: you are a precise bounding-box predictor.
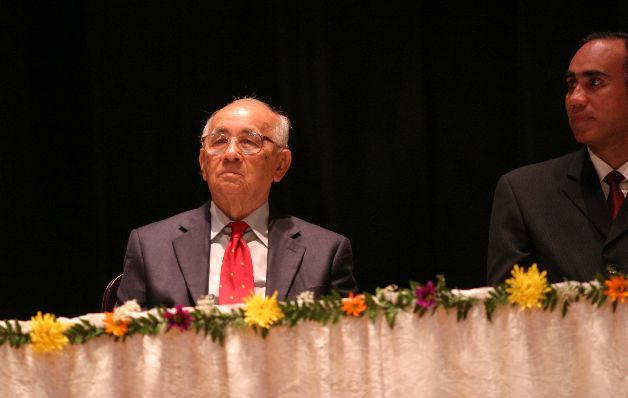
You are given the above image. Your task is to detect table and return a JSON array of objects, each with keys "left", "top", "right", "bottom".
[{"left": 1, "top": 288, "right": 627, "bottom": 397}]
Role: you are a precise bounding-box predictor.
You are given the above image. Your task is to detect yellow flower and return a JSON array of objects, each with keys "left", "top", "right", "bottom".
[
  {"left": 29, "top": 312, "right": 70, "bottom": 354},
  {"left": 505, "top": 264, "right": 551, "bottom": 309},
  {"left": 243, "top": 291, "right": 284, "bottom": 329}
]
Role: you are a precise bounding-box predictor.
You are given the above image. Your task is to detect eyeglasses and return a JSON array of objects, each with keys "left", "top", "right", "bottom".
[{"left": 200, "top": 131, "right": 281, "bottom": 155}]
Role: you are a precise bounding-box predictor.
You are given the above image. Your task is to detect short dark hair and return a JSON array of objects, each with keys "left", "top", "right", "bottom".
[{"left": 581, "top": 31, "right": 628, "bottom": 86}]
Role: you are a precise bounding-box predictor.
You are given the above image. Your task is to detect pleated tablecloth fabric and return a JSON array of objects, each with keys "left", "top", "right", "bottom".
[{"left": 2, "top": 289, "right": 627, "bottom": 397}]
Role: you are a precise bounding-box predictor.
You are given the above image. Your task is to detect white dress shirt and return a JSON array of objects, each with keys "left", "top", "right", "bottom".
[
  {"left": 208, "top": 201, "right": 268, "bottom": 300},
  {"left": 587, "top": 148, "right": 628, "bottom": 198}
]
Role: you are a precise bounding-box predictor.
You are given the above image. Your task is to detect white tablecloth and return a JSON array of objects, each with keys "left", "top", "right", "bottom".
[{"left": 2, "top": 293, "right": 627, "bottom": 397}]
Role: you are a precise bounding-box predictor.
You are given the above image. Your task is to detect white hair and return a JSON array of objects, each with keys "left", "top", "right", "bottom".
[{"left": 200, "top": 97, "right": 290, "bottom": 148}]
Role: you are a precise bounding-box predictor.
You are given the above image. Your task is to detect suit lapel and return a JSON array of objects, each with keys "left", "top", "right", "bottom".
[
  {"left": 561, "top": 148, "right": 611, "bottom": 238},
  {"left": 172, "top": 203, "right": 211, "bottom": 305},
  {"left": 266, "top": 214, "right": 305, "bottom": 301}
]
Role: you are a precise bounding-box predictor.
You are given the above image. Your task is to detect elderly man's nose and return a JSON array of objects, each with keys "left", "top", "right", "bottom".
[{"left": 223, "top": 138, "right": 241, "bottom": 159}]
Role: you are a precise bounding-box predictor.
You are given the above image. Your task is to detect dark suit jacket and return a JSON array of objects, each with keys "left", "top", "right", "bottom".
[
  {"left": 117, "top": 202, "right": 357, "bottom": 308},
  {"left": 487, "top": 147, "right": 628, "bottom": 285}
]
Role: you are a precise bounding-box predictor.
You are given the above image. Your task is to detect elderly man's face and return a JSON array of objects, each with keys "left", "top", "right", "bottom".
[
  {"left": 199, "top": 100, "right": 291, "bottom": 214},
  {"left": 565, "top": 39, "right": 628, "bottom": 151}
]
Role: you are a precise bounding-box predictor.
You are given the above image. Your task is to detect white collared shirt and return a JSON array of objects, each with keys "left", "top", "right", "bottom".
[
  {"left": 587, "top": 148, "right": 628, "bottom": 198},
  {"left": 208, "top": 201, "right": 268, "bottom": 300}
]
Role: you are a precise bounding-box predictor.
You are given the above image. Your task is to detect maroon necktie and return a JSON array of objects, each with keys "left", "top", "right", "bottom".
[
  {"left": 604, "top": 170, "right": 626, "bottom": 220},
  {"left": 219, "top": 221, "right": 255, "bottom": 304}
]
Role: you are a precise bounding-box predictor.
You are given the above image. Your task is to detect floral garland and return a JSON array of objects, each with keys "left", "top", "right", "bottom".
[{"left": 1, "top": 264, "right": 626, "bottom": 354}]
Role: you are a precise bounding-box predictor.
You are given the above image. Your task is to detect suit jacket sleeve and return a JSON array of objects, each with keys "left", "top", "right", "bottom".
[
  {"left": 487, "top": 174, "right": 535, "bottom": 285},
  {"left": 116, "top": 229, "right": 148, "bottom": 307},
  {"left": 329, "top": 235, "right": 357, "bottom": 296}
]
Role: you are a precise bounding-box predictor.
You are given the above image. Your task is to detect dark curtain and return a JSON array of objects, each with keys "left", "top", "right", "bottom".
[{"left": 2, "top": 1, "right": 627, "bottom": 319}]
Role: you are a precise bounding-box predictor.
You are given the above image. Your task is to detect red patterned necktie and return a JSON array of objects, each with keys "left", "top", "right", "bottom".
[
  {"left": 604, "top": 170, "right": 626, "bottom": 220},
  {"left": 219, "top": 221, "right": 255, "bottom": 304}
]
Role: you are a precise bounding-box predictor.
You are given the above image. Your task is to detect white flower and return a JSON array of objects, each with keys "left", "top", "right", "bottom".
[
  {"left": 378, "top": 284, "right": 399, "bottom": 304},
  {"left": 195, "top": 294, "right": 217, "bottom": 315},
  {"left": 113, "top": 299, "right": 141, "bottom": 322},
  {"left": 296, "top": 291, "right": 315, "bottom": 306},
  {"left": 581, "top": 280, "right": 602, "bottom": 295},
  {"left": 553, "top": 281, "right": 580, "bottom": 302}
]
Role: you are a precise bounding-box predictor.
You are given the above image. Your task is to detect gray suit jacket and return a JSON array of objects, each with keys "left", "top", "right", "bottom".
[
  {"left": 117, "top": 202, "right": 357, "bottom": 308},
  {"left": 487, "top": 147, "right": 628, "bottom": 285}
]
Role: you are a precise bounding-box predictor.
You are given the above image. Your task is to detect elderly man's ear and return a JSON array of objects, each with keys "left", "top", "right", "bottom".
[
  {"left": 273, "top": 149, "right": 292, "bottom": 182},
  {"left": 198, "top": 149, "right": 207, "bottom": 181}
]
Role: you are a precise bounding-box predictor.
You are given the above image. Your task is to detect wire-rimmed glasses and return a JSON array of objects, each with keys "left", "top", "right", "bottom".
[{"left": 201, "top": 131, "right": 281, "bottom": 155}]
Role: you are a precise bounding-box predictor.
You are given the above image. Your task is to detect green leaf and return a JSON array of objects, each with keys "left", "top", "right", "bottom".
[
  {"left": 384, "top": 307, "right": 399, "bottom": 328},
  {"left": 0, "top": 320, "right": 29, "bottom": 348},
  {"left": 561, "top": 300, "right": 570, "bottom": 318},
  {"left": 66, "top": 319, "right": 104, "bottom": 345}
]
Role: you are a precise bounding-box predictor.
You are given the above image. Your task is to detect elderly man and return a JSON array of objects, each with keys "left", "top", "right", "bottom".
[
  {"left": 117, "top": 98, "right": 356, "bottom": 308},
  {"left": 487, "top": 32, "right": 628, "bottom": 284}
]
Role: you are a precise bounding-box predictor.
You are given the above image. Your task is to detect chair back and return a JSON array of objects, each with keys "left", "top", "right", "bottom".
[{"left": 101, "top": 274, "right": 123, "bottom": 312}]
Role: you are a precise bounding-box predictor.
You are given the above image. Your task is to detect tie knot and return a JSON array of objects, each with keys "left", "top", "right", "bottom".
[
  {"left": 228, "top": 221, "right": 248, "bottom": 238},
  {"left": 604, "top": 170, "right": 625, "bottom": 186}
]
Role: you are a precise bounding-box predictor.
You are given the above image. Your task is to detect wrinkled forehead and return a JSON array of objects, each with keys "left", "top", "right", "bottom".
[{"left": 209, "top": 101, "right": 277, "bottom": 134}]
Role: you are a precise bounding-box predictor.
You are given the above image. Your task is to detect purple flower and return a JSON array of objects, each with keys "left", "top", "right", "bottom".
[
  {"left": 164, "top": 304, "right": 192, "bottom": 331},
  {"left": 415, "top": 281, "right": 437, "bottom": 309}
]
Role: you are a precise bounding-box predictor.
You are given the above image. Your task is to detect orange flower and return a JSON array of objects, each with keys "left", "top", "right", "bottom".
[
  {"left": 342, "top": 292, "right": 367, "bottom": 317},
  {"left": 604, "top": 275, "right": 628, "bottom": 303},
  {"left": 103, "top": 312, "right": 129, "bottom": 336}
]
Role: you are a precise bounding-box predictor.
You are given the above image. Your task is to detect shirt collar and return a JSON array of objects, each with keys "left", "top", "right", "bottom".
[
  {"left": 209, "top": 201, "right": 269, "bottom": 246},
  {"left": 587, "top": 148, "right": 628, "bottom": 183}
]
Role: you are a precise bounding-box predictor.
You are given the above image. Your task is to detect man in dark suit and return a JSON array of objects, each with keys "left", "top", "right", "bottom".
[
  {"left": 117, "top": 98, "right": 356, "bottom": 308},
  {"left": 488, "top": 32, "right": 628, "bottom": 285}
]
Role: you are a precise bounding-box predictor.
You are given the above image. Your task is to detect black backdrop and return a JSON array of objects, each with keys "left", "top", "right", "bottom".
[{"left": 2, "top": 2, "right": 627, "bottom": 319}]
